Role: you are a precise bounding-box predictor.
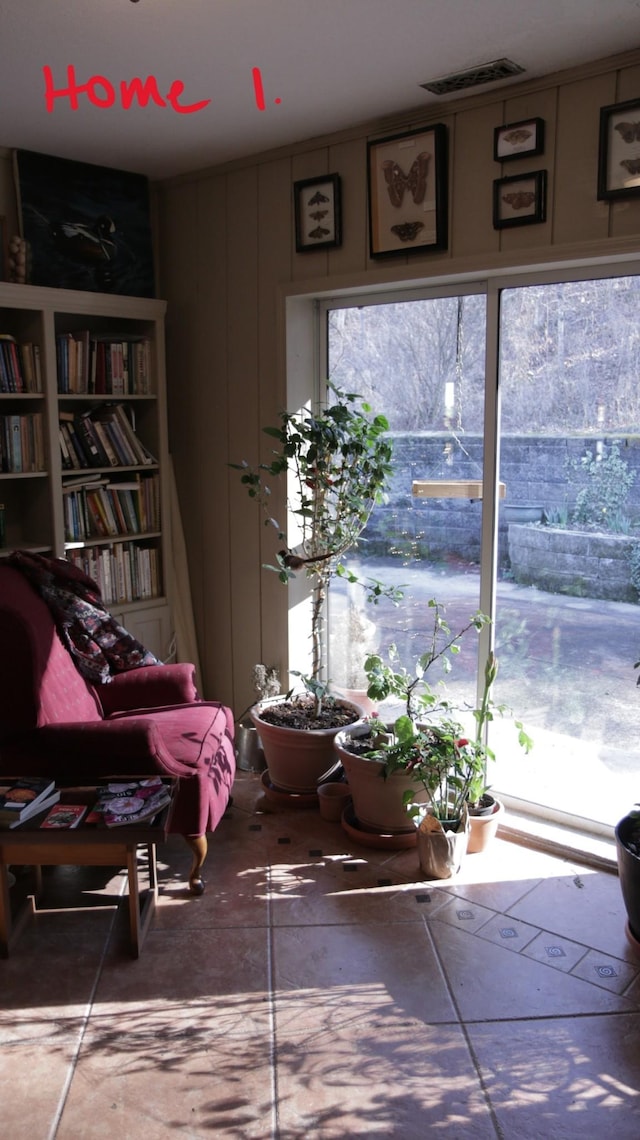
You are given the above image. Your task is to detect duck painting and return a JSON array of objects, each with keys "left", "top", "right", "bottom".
[{"left": 49, "top": 215, "right": 117, "bottom": 264}]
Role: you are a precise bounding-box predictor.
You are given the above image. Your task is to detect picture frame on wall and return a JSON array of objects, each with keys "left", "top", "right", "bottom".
[
  {"left": 367, "top": 124, "right": 448, "bottom": 257},
  {"left": 494, "top": 117, "right": 545, "bottom": 162},
  {"left": 493, "top": 170, "right": 547, "bottom": 229},
  {"left": 293, "top": 173, "right": 342, "bottom": 252},
  {"left": 14, "top": 149, "right": 155, "bottom": 296},
  {"left": 597, "top": 98, "right": 640, "bottom": 200},
  {"left": 0, "top": 217, "right": 7, "bottom": 281}
]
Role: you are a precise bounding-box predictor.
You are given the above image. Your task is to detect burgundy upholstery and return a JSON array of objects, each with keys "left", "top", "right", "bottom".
[{"left": 0, "top": 564, "right": 235, "bottom": 841}]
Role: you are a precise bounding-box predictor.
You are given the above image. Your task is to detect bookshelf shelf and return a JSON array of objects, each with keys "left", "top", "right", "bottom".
[{"left": 0, "top": 282, "right": 172, "bottom": 659}]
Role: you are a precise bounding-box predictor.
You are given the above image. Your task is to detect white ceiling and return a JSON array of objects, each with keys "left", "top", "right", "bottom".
[{"left": 3, "top": 0, "right": 640, "bottom": 180}]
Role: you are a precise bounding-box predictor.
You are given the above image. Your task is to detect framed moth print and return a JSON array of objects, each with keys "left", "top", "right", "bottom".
[
  {"left": 494, "top": 117, "right": 545, "bottom": 162},
  {"left": 367, "top": 124, "right": 448, "bottom": 257},
  {"left": 493, "top": 170, "right": 547, "bottom": 229},
  {"left": 598, "top": 98, "right": 640, "bottom": 200},
  {"left": 294, "top": 174, "right": 342, "bottom": 252}
]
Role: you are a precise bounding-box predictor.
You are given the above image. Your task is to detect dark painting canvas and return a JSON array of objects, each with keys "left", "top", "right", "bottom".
[{"left": 15, "top": 150, "right": 155, "bottom": 297}]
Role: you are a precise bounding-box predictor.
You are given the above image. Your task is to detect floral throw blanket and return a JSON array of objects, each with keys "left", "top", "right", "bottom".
[{"left": 9, "top": 550, "right": 160, "bottom": 684}]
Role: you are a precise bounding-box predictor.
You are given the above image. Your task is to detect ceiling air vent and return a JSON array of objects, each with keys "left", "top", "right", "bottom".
[{"left": 420, "top": 58, "right": 525, "bottom": 96}]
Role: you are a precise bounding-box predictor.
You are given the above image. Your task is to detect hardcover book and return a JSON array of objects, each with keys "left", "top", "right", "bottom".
[{"left": 0, "top": 776, "right": 56, "bottom": 820}]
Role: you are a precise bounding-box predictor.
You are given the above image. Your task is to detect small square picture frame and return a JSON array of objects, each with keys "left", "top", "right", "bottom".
[
  {"left": 493, "top": 170, "right": 547, "bottom": 229},
  {"left": 494, "top": 118, "right": 545, "bottom": 162},
  {"left": 294, "top": 173, "right": 342, "bottom": 252},
  {"left": 597, "top": 98, "right": 640, "bottom": 200}
]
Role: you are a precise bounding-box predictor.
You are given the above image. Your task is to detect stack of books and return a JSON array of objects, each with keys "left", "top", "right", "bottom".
[{"left": 0, "top": 777, "right": 60, "bottom": 829}]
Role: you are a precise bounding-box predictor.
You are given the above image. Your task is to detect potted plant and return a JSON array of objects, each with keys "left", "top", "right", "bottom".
[
  {"left": 232, "top": 385, "right": 400, "bottom": 794},
  {"left": 615, "top": 806, "right": 640, "bottom": 955},
  {"left": 335, "top": 601, "right": 533, "bottom": 870},
  {"left": 333, "top": 599, "right": 489, "bottom": 839}
]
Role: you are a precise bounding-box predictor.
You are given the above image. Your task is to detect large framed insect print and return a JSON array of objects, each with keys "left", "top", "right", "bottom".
[
  {"left": 493, "top": 170, "right": 547, "bottom": 229},
  {"left": 598, "top": 99, "right": 640, "bottom": 200},
  {"left": 293, "top": 173, "right": 342, "bottom": 252},
  {"left": 367, "top": 124, "right": 448, "bottom": 257}
]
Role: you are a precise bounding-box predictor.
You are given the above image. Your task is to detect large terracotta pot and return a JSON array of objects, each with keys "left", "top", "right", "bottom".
[
  {"left": 334, "top": 723, "right": 420, "bottom": 834},
  {"left": 467, "top": 796, "right": 504, "bottom": 854},
  {"left": 250, "top": 697, "right": 360, "bottom": 795},
  {"left": 615, "top": 813, "right": 640, "bottom": 942}
]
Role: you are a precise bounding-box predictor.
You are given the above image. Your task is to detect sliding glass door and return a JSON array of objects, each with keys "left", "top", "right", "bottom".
[{"left": 322, "top": 265, "right": 640, "bottom": 833}]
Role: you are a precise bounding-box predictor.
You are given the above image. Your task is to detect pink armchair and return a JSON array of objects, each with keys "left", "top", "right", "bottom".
[{"left": 0, "top": 563, "right": 235, "bottom": 894}]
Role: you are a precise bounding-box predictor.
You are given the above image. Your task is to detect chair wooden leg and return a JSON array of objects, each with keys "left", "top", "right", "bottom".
[{"left": 185, "top": 835, "right": 207, "bottom": 895}]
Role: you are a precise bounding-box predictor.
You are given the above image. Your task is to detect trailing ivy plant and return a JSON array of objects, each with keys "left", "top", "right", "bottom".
[{"left": 231, "top": 384, "right": 402, "bottom": 714}]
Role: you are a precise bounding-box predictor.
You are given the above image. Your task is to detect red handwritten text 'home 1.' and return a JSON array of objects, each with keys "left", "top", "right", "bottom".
[{"left": 43, "top": 66, "right": 281, "bottom": 114}]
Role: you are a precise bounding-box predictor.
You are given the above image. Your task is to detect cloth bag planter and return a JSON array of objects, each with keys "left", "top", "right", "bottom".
[
  {"left": 334, "top": 724, "right": 420, "bottom": 834},
  {"left": 615, "top": 813, "right": 640, "bottom": 948},
  {"left": 250, "top": 697, "right": 359, "bottom": 795},
  {"left": 467, "top": 796, "right": 504, "bottom": 854},
  {"left": 416, "top": 807, "right": 469, "bottom": 879}
]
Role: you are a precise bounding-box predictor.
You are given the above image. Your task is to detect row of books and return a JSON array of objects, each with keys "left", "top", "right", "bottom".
[
  {"left": 0, "top": 776, "right": 172, "bottom": 830},
  {"left": 0, "top": 412, "right": 46, "bottom": 473},
  {"left": 56, "top": 332, "right": 153, "bottom": 396},
  {"left": 59, "top": 403, "right": 156, "bottom": 471},
  {"left": 63, "top": 473, "right": 161, "bottom": 542},
  {"left": 0, "top": 334, "right": 42, "bottom": 393},
  {"left": 66, "top": 540, "right": 162, "bottom": 604}
]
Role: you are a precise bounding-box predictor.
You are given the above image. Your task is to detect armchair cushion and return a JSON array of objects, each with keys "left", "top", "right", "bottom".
[{"left": 95, "top": 663, "right": 200, "bottom": 715}]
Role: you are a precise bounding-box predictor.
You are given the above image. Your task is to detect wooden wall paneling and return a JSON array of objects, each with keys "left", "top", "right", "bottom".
[
  {"left": 157, "top": 181, "right": 204, "bottom": 658},
  {"left": 225, "top": 165, "right": 263, "bottom": 715},
  {"left": 498, "top": 86, "right": 557, "bottom": 255},
  {"left": 450, "top": 103, "right": 502, "bottom": 260},
  {"left": 291, "top": 148, "right": 331, "bottom": 281},
  {"left": 328, "top": 136, "right": 369, "bottom": 277},
  {"left": 610, "top": 63, "right": 640, "bottom": 239},
  {"left": 195, "top": 175, "right": 233, "bottom": 704},
  {"left": 256, "top": 156, "right": 293, "bottom": 708},
  {"left": 553, "top": 72, "right": 616, "bottom": 245}
]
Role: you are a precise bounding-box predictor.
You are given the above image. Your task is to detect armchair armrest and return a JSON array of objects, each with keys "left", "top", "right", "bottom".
[
  {"left": 0, "top": 720, "right": 175, "bottom": 784},
  {"left": 95, "top": 663, "right": 199, "bottom": 716}
]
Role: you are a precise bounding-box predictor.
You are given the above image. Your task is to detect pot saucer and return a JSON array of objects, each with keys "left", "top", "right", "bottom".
[
  {"left": 340, "top": 801, "right": 417, "bottom": 850},
  {"left": 260, "top": 769, "right": 319, "bottom": 808}
]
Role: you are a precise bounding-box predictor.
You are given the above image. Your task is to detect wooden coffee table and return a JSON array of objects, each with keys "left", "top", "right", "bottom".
[{"left": 0, "top": 780, "right": 176, "bottom": 959}]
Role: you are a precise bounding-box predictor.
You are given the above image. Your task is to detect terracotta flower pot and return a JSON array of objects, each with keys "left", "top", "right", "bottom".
[
  {"left": 467, "top": 796, "right": 504, "bottom": 854},
  {"left": 334, "top": 723, "right": 420, "bottom": 834},
  {"left": 250, "top": 697, "right": 360, "bottom": 795},
  {"left": 317, "top": 781, "right": 352, "bottom": 821}
]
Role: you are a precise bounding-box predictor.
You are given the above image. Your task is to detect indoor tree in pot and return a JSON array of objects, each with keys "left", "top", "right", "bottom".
[{"left": 232, "top": 384, "right": 400, "bottom": 795}]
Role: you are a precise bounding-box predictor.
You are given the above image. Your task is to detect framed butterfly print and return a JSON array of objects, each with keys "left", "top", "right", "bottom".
[
  {"left": 598, "top": 99, "right": 640, "bottom": 200},
  {"left": 367, "top": 124, "right": 448, "bottom": 257},
  {"left": 494, "top": 117, "right": 545, "bottom": 162},
  {"left": 493, "top": 170, "right": 547, "bottom": 229},
  {"left": 294, "top": 173, "right": 342, "bottom": 252}
]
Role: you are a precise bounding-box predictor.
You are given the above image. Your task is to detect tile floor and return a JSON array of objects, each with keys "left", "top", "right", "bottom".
[{"left": 2, "top": 770, "right": 640, "bottom": 1139}]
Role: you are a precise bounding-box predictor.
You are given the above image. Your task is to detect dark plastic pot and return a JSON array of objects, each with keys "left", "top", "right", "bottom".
[{"left": 615, "top": 814, "right": 640, "bottom": 940}]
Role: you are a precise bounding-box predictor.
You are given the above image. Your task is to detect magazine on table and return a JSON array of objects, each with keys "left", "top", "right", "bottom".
[{"left": 88, "top": 777, "right": 172, "bottom": 827}]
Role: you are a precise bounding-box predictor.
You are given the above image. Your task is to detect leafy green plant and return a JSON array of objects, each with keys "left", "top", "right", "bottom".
[
  {"left": 566, "top": 441, "right": 635, "bottom": 532},
  {"left": 356, "top": 603, "right": 532, "bottom": 822},
  {"left": 231, "top": 385, "right": 401, "bottom": 714}
]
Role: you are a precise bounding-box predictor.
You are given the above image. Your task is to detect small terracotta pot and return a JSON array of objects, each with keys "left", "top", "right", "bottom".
[
  {"left": 467, "top": 797, "right": 504, "bottom": 854},
  {"left": 318, "top": 782, "right": 352, "bottom": 822}
]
